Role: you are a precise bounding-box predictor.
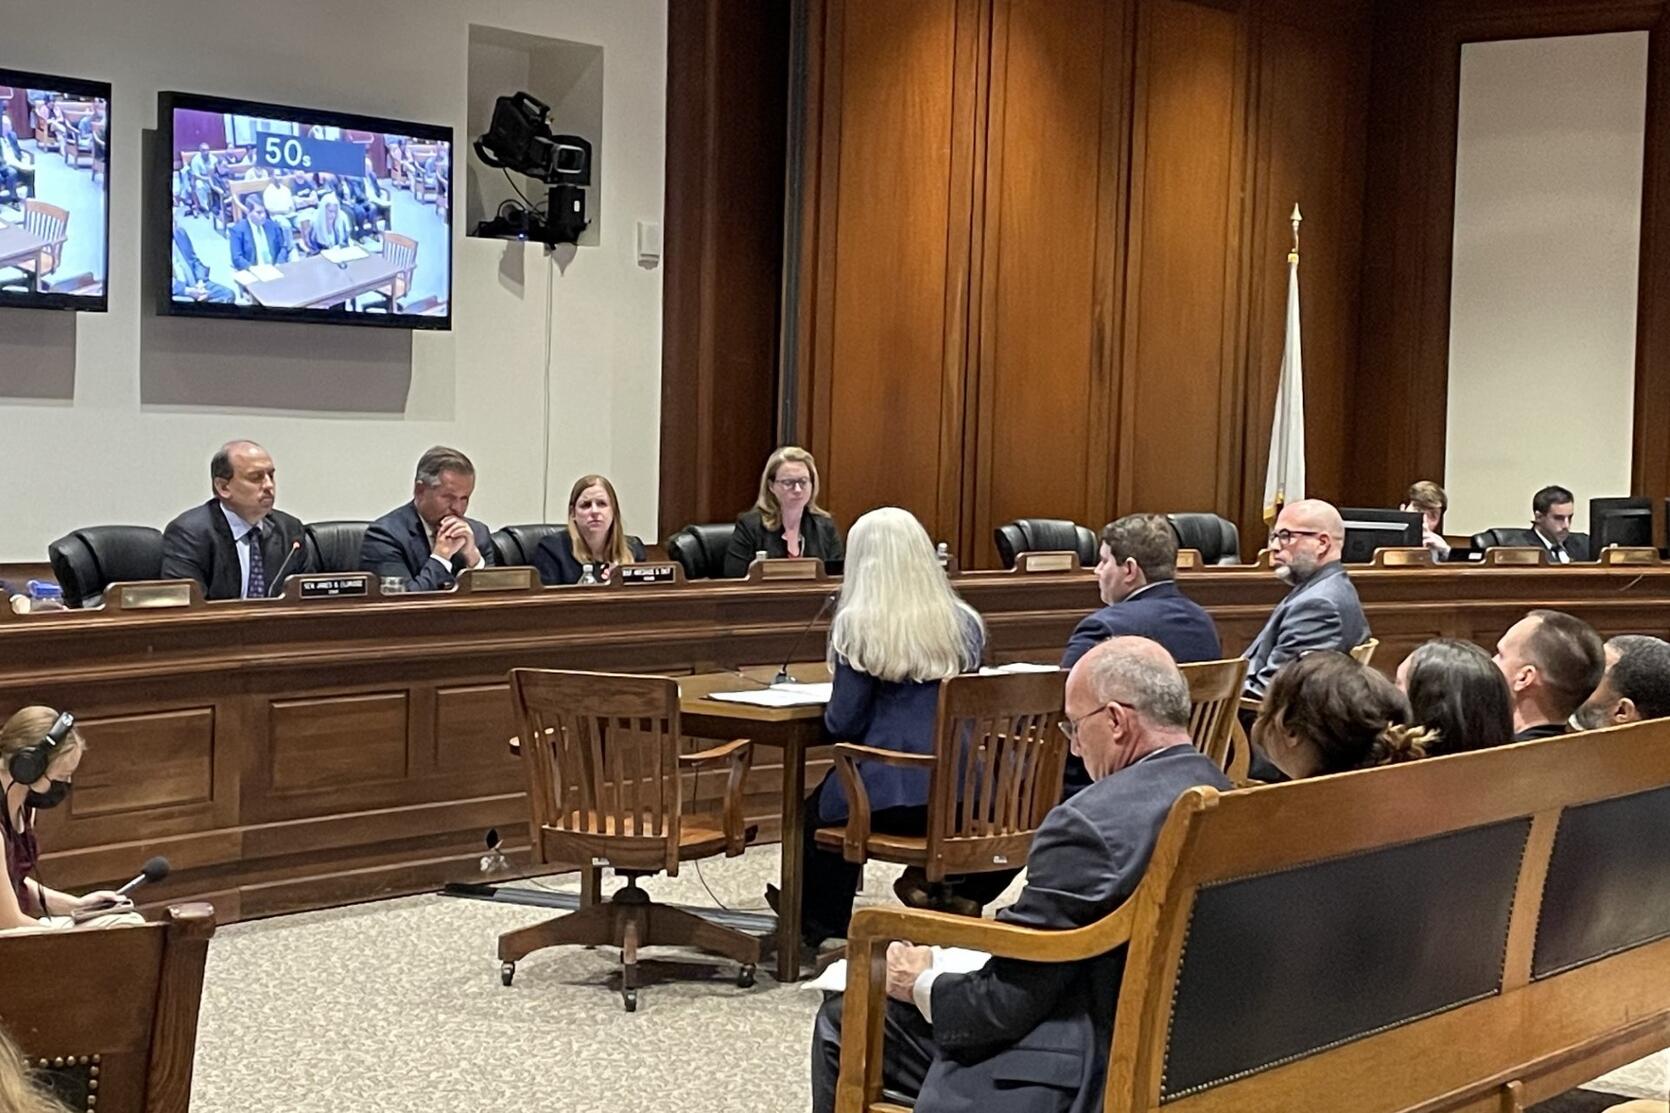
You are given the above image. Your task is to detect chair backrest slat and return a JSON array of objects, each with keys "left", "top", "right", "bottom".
[{"left": 1178, "top": 657, "right": 1249, "bottom": 771}]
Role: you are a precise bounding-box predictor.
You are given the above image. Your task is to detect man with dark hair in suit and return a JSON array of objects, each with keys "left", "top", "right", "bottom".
[
  {"left": 229, "top": 197, "right": 292, "bottom": 273},
  {"left": 169, "top": 227, "right": 235, "bottom": 304},
  {"left": 1574, "top": 634, "right": 1670, "bottom": 730},
  {"left": 810, "top": 637, "right": 1232, "bottom": 1113},
  {"left": 160, "top": 440, "right": 310, "bottom": 600},
  {"left": 1530, "top": 485, "right": 1587, "bottom": 563},
  {"left": 1494, "top": 609, "right": 1605, "bottom": 740},
  {"left": 1242, "top": 498, "right": 1369, "bottom": 699},
  {"left": 360, "top": 446, "right": 497, "bottom": 592},
  {"left": 1059, "top": 513, "right": 1220, "bottom": 795}
]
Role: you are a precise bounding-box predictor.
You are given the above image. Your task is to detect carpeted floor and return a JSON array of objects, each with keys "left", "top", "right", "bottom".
[{"left": 186, "top": 844, "right": 1666, "bottom": 1112}]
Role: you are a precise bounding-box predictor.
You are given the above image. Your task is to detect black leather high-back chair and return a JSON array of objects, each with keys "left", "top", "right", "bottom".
[
  {"left": 992, "top": 519, "right": 1097, "bottom": 570},
  {"left": 1471, "top": 527, "right": 1590, "bottom": 560},
  {"left": 46, "top": 525, "right": 164, "bottom": 608},
  {"left": 665, "top": 523, "right": 738, "bottom": 580},
  {"left": 304, "top": 520, "right": 372, "bottom": 574},
  {"left": 492, "top": 523, "right": 566, "bottom": 567},
  {"left": 1166, "top": 512, "right": 1242, "bottom": 565}
]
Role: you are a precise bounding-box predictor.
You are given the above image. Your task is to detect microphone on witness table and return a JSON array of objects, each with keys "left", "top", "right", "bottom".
[
  {"left": 773, "top": 591, "right": 838, "bottom": 686},
  {"left": 480, "top": 828, "right": 508, "bottom": 874},
  {"left": 116, "top": 856, "right": 171, "bottom": 898},
  {"left": 266, "top": 540, "right": 305, "bottom": 597}
]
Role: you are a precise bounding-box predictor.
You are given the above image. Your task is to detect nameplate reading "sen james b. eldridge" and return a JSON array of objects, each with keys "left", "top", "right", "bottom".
[{"left": 297, "top": 575, "right": 371, "bottom": 600}]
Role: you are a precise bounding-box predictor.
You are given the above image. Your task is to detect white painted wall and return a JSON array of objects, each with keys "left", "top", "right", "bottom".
[
  {"left": 0, "top": 0, "right": 666, "bottom": 561},
  {"left": 1445, "top": 32, "right": 1647, "bottom": 535}
]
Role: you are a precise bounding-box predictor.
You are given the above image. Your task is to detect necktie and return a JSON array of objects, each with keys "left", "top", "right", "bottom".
[{"left": 246, "top": 526, "right": 267, "bottom": 599}]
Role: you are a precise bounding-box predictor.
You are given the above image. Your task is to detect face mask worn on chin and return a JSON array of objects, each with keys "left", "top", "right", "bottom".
[{"left": 24, "top": 780, "right": 70, "bottom": 810}]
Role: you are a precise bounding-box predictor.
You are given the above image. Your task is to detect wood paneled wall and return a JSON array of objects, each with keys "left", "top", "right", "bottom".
[
  {"left": 786, "top": 0, "right": 1371, "bottom": 566},
  {"left": 659, "top": 0, "right": 791, "bottom": 533}
]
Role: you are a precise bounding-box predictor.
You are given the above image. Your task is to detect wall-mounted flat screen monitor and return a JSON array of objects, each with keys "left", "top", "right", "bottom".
[
  {"left": 158, "top": 91, "right": 451, "bottom": 329},
  {"left": 0, "top": 69, "right": 111, "bottom": 311}
]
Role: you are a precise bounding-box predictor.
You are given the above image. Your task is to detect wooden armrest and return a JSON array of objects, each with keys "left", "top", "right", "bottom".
[
  {"left": 834, "top": 900, "right": 1135, "bottom": 1113},
  {"left": 828, "top": 744, "right": 935, "bottom": 865},
  {"left": 1226, "top": 717, "right": 1252, "bottom": 784},
  {"left": 1238, "top": 696, "right": 1261, "bottom": 715},
  {"left": 831, "top": 742, "right": 936, "bottom": 769},
  {"left": 683, "top": 739, "right": 753, "bottom": 856},
  {"left": 677, "top": 737, "right": 750, "bottom": 768}
]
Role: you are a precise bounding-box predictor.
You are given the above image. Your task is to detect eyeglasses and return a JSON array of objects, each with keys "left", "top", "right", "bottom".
[
  {"left": 1058, "top": 701, "right": 1132, "bottom": 743},
  {"left": 774, "top": 477, "right": 811, "bottom": 491},
  {"left": 1267, "top": 528, "right": 1326, "bottom": 548}
]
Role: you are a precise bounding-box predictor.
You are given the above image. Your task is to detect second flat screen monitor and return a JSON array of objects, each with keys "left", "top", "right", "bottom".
[{"left": 160, "top": 92, "right": 451, "bottom": 329}]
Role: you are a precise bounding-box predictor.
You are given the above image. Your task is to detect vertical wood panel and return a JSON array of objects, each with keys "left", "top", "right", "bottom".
[
  {"left": 1119, "top": 0, "right": 1244, "bottom": 515},
  {"left": 1241, "top": 6, "right": 1370, "bottom": 542},
  {"left": 1634, "top": 9, "right": 1670, "bottom": 517},
  {"left": 969, "top": 0, "right": 1129, "bottom": 565},
  {"left": 815, "top": 0, "right": 976, "bottom": 538}
]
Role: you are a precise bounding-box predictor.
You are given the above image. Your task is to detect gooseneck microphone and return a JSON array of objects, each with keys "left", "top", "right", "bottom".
[
  {"left": 115, "top": 856, "right": 171, "bottom": 898},
  {"left": 266, "top": 540, "right": 305, "bottom": 597},
  {"left": 774, "top": 591, "right": 838, "bottom": 686}
]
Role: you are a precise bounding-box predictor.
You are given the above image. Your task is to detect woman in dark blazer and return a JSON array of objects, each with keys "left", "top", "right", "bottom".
[
  {"left": 721, "top": 446, "right": 845, "bottom": 577},
  {"left": 533, "top": 474, "right": 646, "bottom": 586},
  {"left": 768, "top": 507, "right": 984, "bottom": 947}
]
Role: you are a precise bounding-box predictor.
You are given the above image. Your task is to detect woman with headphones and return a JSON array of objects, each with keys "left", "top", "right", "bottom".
[{"left": 0, "top": 707, "right": 139, "bottom": 931}]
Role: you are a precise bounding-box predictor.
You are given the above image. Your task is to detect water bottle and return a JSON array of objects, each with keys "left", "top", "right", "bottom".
[
  {"left": 379, "top": 576, "right": 406, "bottom": 596},
  {"left": 578, "top": 562, "right": 599, "bottom": 586},
  {"left": 25, "top": 580, "right": 65, "bottom": 612},
  {"left": 935, "top": 542, "right": 951, "bottom": 569}
]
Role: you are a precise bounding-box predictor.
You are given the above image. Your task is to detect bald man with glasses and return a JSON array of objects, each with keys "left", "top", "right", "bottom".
[{"left": 1242, "top": 498, "right": 1369, "bottom": 700}]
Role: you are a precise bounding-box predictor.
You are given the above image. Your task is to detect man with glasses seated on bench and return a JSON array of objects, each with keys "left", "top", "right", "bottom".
[{"left": 809, "top": 637, "right": 1231, "bottom": 1113}]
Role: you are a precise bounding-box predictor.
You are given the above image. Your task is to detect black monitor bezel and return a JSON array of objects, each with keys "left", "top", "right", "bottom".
[
  {"left": 1589, "top": 497, "right": 1653, "bottom": 550},
  {"left": 1337, "top": 508, "right": 1424, "bottom": 563},
  {"left": 156, "top": 90, "right": 452, "bottom": 331},
  {"left": 0, "top": 67, "right": 112, "bottom": 313}
]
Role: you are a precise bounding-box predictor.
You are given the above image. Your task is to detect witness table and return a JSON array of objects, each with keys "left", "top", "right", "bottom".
[
  {"left": 238, "top": 251, "right": 403, "bottom": 309},
  {"left": 680, "top": 665, "right": 832, "bottom": 983},
  {"left": 0, "top": 222, "right": 49, "bottom": 274}
]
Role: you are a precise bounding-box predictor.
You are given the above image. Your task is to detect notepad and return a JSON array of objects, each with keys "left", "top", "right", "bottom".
[
  {"left": 321, "top": 245, "right": 368, "bottom": 264},
  {"left": 249, "top": 263, "right": 284, "bottom": 282},
  {"left": 806, "top": 945, "right": 992, "bottom": 993},
  {"left": 977, "top": 662, "right": 1060, "bottom": 676},
  {"left": 705, "top": 682, "right": 833, "bottom": 708}
]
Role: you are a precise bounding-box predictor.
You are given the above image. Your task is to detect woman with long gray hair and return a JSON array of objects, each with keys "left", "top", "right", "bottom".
[{"left": 767, "top": 506, "right": 984, "bottom": 948}]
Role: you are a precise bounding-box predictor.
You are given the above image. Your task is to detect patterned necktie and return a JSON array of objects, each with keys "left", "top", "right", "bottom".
[{"left": 246, "top": 525, "right": 267, "bottom": 598}]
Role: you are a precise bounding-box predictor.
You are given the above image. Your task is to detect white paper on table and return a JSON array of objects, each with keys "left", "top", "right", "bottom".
[
  {"left": 978, "top": 662, "right": 1061, "bottom": 675},
  {"left": 231, "top": 269, "right": 256, "bottom": 285},
  {"left": 249, "top": 263, "right": 284, "bottom": 282},
  {"left": 321, "top": 245, "right": 368, "bottom": 264},
  {"left": 704, "top": 682, "right": 833, "bottom": 708},
  {"left": 806, "top": 945, "right": 992, "bottom": 992}
]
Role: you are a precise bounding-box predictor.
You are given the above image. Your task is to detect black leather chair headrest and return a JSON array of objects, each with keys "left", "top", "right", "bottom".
[
  {"left": 46, "top": 525, "right": 164, "bottom": 608},
  {"left": 303, "top": 520, "right": 371, "bottom": 575},
  {"left": 1166, "top": 513, "right": 1242, "bottom": 565},
  {"left": 666, "top": 523, "right": 737, "bottom": 580},
  {"left": 491, "top": 523, "right": 566, "bottom": 567},
  {"left": 993, "top": 519, "right": 1096, "bottom": 569}
]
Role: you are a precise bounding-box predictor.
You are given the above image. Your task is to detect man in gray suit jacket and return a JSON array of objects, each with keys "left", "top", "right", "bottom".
[
  {"left": 1242, "top": 498, "right": 1369, "bottom": 699},
  {"left": 809, "top": 638, "right": 1232, "bottom": 1113},
  {"left": 359, "top": 445, "right": 496, "bottom": 592}
]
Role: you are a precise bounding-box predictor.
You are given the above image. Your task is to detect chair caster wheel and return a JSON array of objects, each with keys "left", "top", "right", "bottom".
[
  {"left": 623, "top": 988, "right": 638, "bottom": 1012},
  {"left": 737, "top": 964, "right": 756, "bottom": 988},
  {"left": 500, "top": 962, "right": 515, "bottom": 987}
]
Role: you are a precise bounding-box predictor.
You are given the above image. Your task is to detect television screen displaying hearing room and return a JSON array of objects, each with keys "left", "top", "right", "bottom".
[
  {"left": 161, "top": 92, "right": 452, "bottom": 329},
  {"left": 0, "top": 69, "right": 111, "bottom": 312}
]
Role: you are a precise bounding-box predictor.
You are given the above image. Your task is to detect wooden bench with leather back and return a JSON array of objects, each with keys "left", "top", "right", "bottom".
[
  {"left": 835, "top": 719, "right": 1670, "bottom": 1113},
  {"left": 0, "top": 904, "right": 216, "bottom": 1113}
]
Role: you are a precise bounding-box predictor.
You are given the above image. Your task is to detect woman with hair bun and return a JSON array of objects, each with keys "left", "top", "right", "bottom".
[{"left": 1252, "top": 652, "right": 1433, "bottom": 778}]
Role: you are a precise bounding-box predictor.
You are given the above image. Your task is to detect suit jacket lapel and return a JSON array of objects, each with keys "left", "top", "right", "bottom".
[
  {"left": 206, "top": 500, "right": 239, "bottom": 598},
  {"left": 402, "top": 504, "right": 430, "bottom": 575}
]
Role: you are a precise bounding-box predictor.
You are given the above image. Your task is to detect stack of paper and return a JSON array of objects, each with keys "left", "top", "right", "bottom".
[
  {"left": 806, "top": 945, "right": 992, "bottom": 992},
  {"left": 978, "top": 662, "right": 1061, "bottom": 676},
  {"left": 250, "top": 263, "right": 284, "bottom": 282},
  {"left": 705, "top": 681, "right": 833, "bottom": 708},
  {"left": 321, "top": 245, "right": 368, "bottom": 264}
]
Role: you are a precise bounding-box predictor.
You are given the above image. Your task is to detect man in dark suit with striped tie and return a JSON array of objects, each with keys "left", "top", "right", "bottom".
[
  {"left": 160, "top": 440, "right": 311, "bottom": 600},
  {"left": 1529, "top": 485, "right": 1589, "bottom": 563}
]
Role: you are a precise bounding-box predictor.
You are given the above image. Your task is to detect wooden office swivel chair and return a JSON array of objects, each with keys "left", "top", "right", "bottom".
[
  {"left": 815, "top": 671, "right": 1066, "bottom": 893},
  {"left": 498, "top": 669, "right": 761, "bottom": 1011}
]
